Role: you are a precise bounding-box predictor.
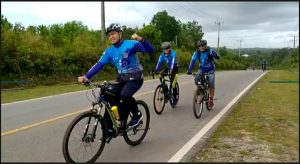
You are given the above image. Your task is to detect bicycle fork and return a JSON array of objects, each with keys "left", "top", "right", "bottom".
[{"left": 82, "top": 104, "right": 102, "bottom": 143}]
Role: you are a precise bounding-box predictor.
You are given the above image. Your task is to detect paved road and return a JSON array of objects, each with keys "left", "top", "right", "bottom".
[{"left": 1, "top": 70, "right": 267, "bottom": 162}]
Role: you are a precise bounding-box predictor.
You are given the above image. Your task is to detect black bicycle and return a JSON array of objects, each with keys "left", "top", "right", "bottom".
[
  {"left": 191, "top": 72, "right": 212, "bottom": 119},
  {"left": 151, "top": 67, "right": 179, "bottom": 114},
  {"left": 62, "top": 80, "right": 150, "bottom": 163}
]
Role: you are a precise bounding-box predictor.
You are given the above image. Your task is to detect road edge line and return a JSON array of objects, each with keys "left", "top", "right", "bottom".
[{"left": 168, "top": 71, "right": 268, "bottom": 162}]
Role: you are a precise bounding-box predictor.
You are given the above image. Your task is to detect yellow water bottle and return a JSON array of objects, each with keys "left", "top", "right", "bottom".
[
  {"left": 111, "top": 106, "right": 120, "bottom": 120},
  {"left": 172, "top": 74, "right": 178, "bottom": 88}
]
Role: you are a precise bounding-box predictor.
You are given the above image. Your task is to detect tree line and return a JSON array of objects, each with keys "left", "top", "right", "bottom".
[{"left": 1, "top": 11, "right": 298, "bottom": 88}]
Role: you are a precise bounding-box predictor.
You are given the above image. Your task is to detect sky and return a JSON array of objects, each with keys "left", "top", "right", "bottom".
[{"left": 1, "top": 1, "right": 299, "bottom": 49}]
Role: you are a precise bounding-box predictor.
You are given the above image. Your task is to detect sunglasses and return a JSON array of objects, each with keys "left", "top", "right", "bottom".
[{"left": 198, "top": 44, "right": 206, "bottom": 47}]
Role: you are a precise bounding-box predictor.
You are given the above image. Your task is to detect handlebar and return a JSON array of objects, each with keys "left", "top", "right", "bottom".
[
  {"left": 189, "top": 72, "right": 214, "bottom": 77},
  {"left": 82, "top": 80, "right": 120, "bottom": 103},
  {"left": 151, "top": 68, "right": 170, "bottom": 79},
  {"left": 83, "top": 80, "right": 119, "bottom": 89}
]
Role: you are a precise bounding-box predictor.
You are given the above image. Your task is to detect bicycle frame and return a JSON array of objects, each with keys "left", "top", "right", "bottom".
[{"left": 86, "top": 81, "right": 122, "bottom": 135}]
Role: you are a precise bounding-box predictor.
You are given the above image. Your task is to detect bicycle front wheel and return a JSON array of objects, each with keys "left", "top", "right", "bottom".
[
  {"left": 153, "top": 84, "right": 166, "bottom": 114},
  {"left": 193, "top": 89, "right": 204, "bottom": 119},
  {"left": 62, "top": 111, "right": 106, "bottom": 163},
  {"left": 123, "top": 100, "right": 150, "bottom": 146}
]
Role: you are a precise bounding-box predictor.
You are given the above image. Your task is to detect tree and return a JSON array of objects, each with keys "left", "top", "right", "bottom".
[
  {"left": 178, "top": 21, "right": 203, "bottom": 50},
  {"left": 122, "top": 25, "right": 137, "bottom": 39},
  {"left": 137, "top": 24, "right": 162, "bottom": 62},
  {"left": 150, "top": 10, "right": 181, "bottom": 42}
]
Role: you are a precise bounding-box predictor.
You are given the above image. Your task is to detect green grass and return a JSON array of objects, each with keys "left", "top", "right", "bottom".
[
  {"left": 1, "top": 84, "right": 86, "bottom": 104},
  {"left": 190, "top": 69, "right": 299, "bottom": 162},
  {"left": 1, "top": 74, "right": 156, "bottom": 104}
]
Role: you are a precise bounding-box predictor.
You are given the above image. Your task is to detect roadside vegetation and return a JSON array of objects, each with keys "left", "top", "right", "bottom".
[
  {"left": 190, "top": 69, "right": 299, "bottom": 162},
  {"left": 2, "top": 12, "right": 298, "bottom": 90}
]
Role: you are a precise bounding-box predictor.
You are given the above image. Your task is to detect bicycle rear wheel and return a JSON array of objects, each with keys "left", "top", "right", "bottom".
[
  {"left": 206, "top": 93, "right": 212, "bottom": 111},
  {"left": 123, "top": 100, "right": 150, "bottom": 146},
  {"left": 193, "top": 89, "right": 204, "bottom": 119},
  {"left": 62, "top": 111, "right": 106, "bottom": 163},
  {"left": 170, "top": 82, "right": 179, "bottom": 108},
  {"left": 153, "top": 84, "right": 166, "bottom": 114}
]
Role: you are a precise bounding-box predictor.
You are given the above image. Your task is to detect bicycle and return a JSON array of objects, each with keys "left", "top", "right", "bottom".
[
  {"left": 62, "top": 80, "right": 150, "bottom": 163},
  {"left": 191, "top": 72, "right": 212, "bottom": 119},
  {"left": 151, "top": 67, "right": 179, "bottom": 114},
  {"left": 262, "top": 64, "right": 267, "bottom": 72}
]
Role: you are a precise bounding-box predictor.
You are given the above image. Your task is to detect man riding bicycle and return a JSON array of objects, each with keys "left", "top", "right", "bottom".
[
  {"left": 154, "top": 41, "right": 179, "bottom": 98},
  {"left": 187, "top": 40, "right": 220, "bottom": 108},
  {"left": 78, "top": 23, "right": 154, "bottom": 134},
  {"left": 261, "top": 58, "right": 267, "bottom": 71}
]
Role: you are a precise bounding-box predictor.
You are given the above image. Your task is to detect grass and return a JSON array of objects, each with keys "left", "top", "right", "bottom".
[
  {"left": 190, "top": 69, "right": 299, "bottom": 162},
  {"left": 1, "top": 74, "right": 156, "bottom": 104},
  {"left": 1, "top": 84, "right": 86, "bottom": 104}
]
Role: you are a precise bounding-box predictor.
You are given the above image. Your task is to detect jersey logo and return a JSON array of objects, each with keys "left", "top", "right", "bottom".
[{"left": 123, "top": 52, "right": 128, "bottom": 58}]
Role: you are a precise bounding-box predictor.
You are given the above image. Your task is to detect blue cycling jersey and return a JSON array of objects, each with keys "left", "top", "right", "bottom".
[
  {"left": 85, "top": 39, "right": 154, "bottom": 79},
  {"left": 188, "top": 47, "right": 219, "bottom": 73},
  {"left": 155, "top": 49, "right": 178, "bottom": 72}
]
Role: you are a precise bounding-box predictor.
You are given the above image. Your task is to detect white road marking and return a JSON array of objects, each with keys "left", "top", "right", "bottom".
[{"left": 168, "top": 71, "right": 267, "bottom": 162}]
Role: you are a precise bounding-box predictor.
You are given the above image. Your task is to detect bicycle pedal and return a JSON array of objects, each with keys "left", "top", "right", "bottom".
[{"left": 106, "top": 136, "right": 113, "bottom": 143}]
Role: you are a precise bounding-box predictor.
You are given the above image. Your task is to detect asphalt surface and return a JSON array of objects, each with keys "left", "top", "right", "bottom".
[{"left": 1, "top": 70, "right": 266, "bottom": 162}]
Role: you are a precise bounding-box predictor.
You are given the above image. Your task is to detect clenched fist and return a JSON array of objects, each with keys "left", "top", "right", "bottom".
[{"left": 131, "top": 33, "right": 143, "bottom": 42}]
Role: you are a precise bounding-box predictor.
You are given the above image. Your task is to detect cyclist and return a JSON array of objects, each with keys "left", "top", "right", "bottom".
[
  {"left": 261, "top": 58, "right": 267, "bottom": 71},
  {"left": 187, "top": 39, "right": 220, "bottom": 108},
  {"left": 154, "top": 41, "right": 179, "bottom": 99},
  {"left": 78, "top": 23, "right": 154, "bottom": 133}
]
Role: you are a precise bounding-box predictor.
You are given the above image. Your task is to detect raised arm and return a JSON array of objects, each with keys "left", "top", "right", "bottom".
[
  {"left": 85, "top": 50, "right": 111, "bottom": 79},
  {"left": 131, "top": 33, "right": 154, "bottom": 54},
  {"left": 187, "top": 51, "right": 198, "bottom": 74}
]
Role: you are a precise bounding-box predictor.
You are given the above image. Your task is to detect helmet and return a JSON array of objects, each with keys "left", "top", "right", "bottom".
[
  {"left": 106, "top": 23, "right": 123, "bottom": 35},
  {"left": 161, "top": 42, "right": 171, "bottom": 50},
  {"left": 196, "top": 40, "right": 207, "bottom": 47}
]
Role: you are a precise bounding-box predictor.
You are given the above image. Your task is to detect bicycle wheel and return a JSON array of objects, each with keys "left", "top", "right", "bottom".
[
  {"left": 153, "top": 84, "right": 166, "bottom": 114},
  {"left": 62, "top": 111, "right": 106, "bottom": 163},
  {"left": 170, "top": 82, "right": 179, "bottom": 108},
  {"left": 193, "top": 89, "right": 204, "bottom": 119},
  {"left": 123, "top": 100, "right": 150, "bottom": 146},
  {"left": 206, "top": 92, "right": 212, "bottom": 111}
]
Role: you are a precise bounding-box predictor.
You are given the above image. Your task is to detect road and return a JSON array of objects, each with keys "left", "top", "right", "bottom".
[{"left": 1, "top": 70, "right": 267, "bottom": 162}]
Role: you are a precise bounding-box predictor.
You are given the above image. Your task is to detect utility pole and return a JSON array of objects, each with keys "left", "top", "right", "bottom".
[
  {"left": 294, "top": 35, "right": 296, "bottom": 49},
  {"left": 175, "top": 35, "right": 177, "bottom": 45},
  {"left": 101, "top": 1, "right": 105, "bottom": 46},
  {"left": 215, "top": 18, "right": 224, "bottom": 55},
  {"left": 237, "top": 39, "right": 243, "bottom": 57}
]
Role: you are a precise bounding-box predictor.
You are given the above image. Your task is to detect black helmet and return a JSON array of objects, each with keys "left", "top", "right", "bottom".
[
  {"left": 196, "top": 39, "right": 207, "bottom": 47},
  {"left": 161, "top": 41, "right": 171, "bottom": 50},
  {"left": 106, "top": 23, "right": 123, "bottom": 35}
]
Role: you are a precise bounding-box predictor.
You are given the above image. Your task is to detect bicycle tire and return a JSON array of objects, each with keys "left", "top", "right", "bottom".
[
  {"left": 153, "top": 84, "right": 166, "bottom": 114},
  {"left": 193, "top": 89, "right": 204, "bottom": 119},
  {"left": 206, "top": 93, "right": 212, "bottom": 111},
  {"left": 123, "top": 100, "right": 150, "bottom": 146},
  {"left": 62, "top": 111, "right": 106, "bottom": 163},
  {"left": 170, "top": 82, "right": 179, "bottom": 108}
]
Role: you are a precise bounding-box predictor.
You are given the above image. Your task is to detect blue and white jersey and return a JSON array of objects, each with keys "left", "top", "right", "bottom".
[
  {"left": 188, "top": 47, "right": 220, "bottom": 73},
  {"left": 85, "top": 39, "right": 154, "bottom": 79},
  {"left": 155, "top": 49, "right": 178, "bottom": 71}
]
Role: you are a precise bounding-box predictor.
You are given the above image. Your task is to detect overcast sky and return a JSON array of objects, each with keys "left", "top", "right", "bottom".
[{"left": 1, "top": 1, "right": 299, "bottom": 49}]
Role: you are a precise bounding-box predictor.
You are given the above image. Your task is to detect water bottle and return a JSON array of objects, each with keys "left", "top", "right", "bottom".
[
  {"left": 111, "top": 106, "right": 120, "bottom": 120},
  {"left": 172, "top": 74, "right": 178, "bottom": 88}
]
